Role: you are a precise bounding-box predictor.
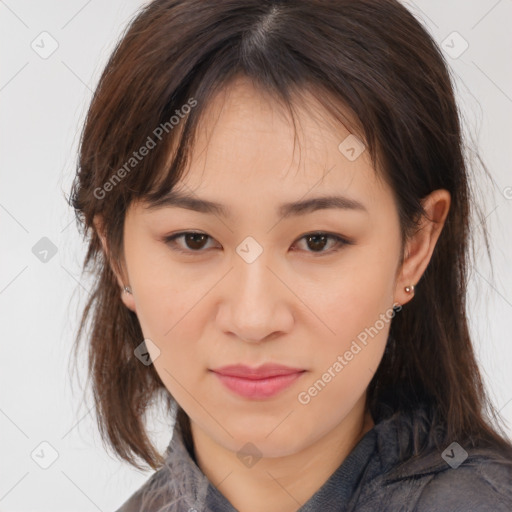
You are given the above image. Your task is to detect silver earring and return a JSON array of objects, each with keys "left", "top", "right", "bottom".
[
  {"left": 404, "top": 284, "right": 415, "bottom": 293},
  {"left": 123, "top": 285, "right": 132, "bottom": 294}
]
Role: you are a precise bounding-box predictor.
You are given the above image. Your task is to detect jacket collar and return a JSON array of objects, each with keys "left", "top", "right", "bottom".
[
  {"left": 157, "top": 407, "right": 468, "bottom": 510},
  {"left": 166, "top": 418, "right": 379, "bottom": 512}
]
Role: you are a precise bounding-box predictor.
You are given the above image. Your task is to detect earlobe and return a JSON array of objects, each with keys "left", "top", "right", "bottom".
[
  {"left": 121, "top": 285, "right": 137, "bottom": 313},
  {"left": 394, "top": 189, "right": 451, "bottom": 306}
]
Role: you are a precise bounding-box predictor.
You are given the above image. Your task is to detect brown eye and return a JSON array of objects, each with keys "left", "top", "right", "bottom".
[
  {"left": 164, "top": 231, "right": 351, "bottom": 256},
  {"left": 305, "top": 234, "right": 329, "bottom": 252},
  {"left": 182, "top": 233, "right": 209, "bottom": 250},
  {"left": 294, "top": 232, "right": 350, "bottom": 254},
  {"left": 164, "top": 232, "right": 216, "bottom": 253}
]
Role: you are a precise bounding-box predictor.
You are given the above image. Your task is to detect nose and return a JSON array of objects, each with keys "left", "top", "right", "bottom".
[{"left": 216, "top": 249, "right": 294, "bottom": 343}]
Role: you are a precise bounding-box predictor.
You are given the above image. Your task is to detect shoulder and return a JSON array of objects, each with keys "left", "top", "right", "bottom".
[
  {"left": 413, "top": 454, "right": 512, "bottom": 512},
  {"left": 366, "top": 408, "right": 512, "bottom": 511}
]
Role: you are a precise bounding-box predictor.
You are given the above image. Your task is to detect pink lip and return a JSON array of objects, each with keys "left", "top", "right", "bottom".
[{"left": 210, "top": 364, "right": 306, "bottom": 399}]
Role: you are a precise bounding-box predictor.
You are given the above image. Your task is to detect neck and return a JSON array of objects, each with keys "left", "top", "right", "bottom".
[{"left": 190, "top": 394, "right": 374, "bottom": 512}]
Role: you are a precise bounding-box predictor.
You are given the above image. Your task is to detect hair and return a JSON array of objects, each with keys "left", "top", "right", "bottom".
[{"left": 68, "top": 0, "right": 512, "bottom": 471}]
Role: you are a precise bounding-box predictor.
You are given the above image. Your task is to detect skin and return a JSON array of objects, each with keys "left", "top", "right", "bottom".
[{"left": 95, "top": 76, "right": 450, "bottom": 512}]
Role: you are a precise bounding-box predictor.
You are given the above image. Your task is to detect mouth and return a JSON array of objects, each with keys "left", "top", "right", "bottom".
[{"left": 209, "top": 363, "right": 306, "bottom": 399}]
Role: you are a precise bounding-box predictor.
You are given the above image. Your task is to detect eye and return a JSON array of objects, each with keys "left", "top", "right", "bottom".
[
  {"left": 164, "top": 231, "right": 217, "bottom": 253},
  {"left": 292, "top": 232, "right": 351, "bottom": 254},
  {"left": 163, "top": 231, "right": 351, "bottom": 255}
]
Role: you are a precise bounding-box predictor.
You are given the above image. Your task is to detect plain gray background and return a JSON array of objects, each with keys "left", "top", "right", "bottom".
[{"left": 1, "top": 0, "right": 511, "bottom": 510}]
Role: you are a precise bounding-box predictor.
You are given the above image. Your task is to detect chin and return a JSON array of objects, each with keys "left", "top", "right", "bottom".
[{"left": 222, "top": 425, "right": 310, "bottom": 459}]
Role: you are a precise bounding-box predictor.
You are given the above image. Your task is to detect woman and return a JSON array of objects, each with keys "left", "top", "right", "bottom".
[{"left": 69, "top": 0, "right": 512, "bottom": 510}]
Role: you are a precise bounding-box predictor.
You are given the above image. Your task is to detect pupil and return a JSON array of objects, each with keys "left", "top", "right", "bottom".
[
  {"left": 308, "top": 234, "right": 327, "bottom": 251},
  {"left": 186, "top": 233, "right": 207, "bottom": 250}
]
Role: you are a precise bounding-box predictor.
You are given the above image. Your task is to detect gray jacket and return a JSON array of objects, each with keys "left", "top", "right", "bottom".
[{"left": 115, "top": 409, "right": 512, "bottom": 511}]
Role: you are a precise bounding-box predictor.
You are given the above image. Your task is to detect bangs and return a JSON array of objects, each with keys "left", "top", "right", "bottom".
[{"left": 133, "top": 74, "right": 376, "bottom": 212}]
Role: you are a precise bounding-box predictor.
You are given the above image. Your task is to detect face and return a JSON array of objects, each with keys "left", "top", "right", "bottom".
[{"left": 114, "top": 77, "right": 409, "bottom": 457}]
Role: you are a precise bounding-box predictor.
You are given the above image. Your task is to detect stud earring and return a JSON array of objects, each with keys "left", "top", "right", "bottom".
[
  {"left": 404, "top": 284, "right": 415, "bottom": 293},
  {"left": 123, "top": 285, "right": 132, "bottom": 294}
]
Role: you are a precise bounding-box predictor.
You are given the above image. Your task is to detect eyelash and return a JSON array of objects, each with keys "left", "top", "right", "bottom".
[{"left": 163, "top": 231, "right": 352, "bottom": 256}]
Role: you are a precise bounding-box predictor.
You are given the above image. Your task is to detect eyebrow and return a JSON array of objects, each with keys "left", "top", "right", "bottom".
[{"left": 145, "top": 190, "right": 368, "bottom": 218}]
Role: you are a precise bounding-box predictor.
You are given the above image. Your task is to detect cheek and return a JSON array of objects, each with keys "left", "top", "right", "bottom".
[
  {"left": 297, "top": 283, "right": 394, "bottom": 421},
  {"left": 311, "top": 288, "right": 392, "bottom": 388},
  {"left": 134, "top": 284, "right": 207, "bottom": 369},
  {"left": 314, "top": 251, "right": 397, "bottom": 337},
  {"left": 302, "top": 245, "right": 398, "bottom": 385},
  {"left": 129, "top": 264, "right": 222, "bottom": 386},
  {"left": 126, "top": 237, "right": 195, "bottom": 327}
]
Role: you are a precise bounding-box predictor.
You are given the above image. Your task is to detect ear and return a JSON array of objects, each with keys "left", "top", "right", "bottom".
[
  {"left": 394, "top": 189, "right": 451, "bottom": 306},
  {"left": 93, "top": 214, "right": 137, "bottom": 313}
]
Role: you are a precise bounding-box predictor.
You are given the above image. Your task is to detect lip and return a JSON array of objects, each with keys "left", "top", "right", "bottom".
[
  {"left": 211, "top": 363, "right": 305, "bottom": 379},
  {"left": 210, "top": 364, "right": 306, "bottom": 399}
]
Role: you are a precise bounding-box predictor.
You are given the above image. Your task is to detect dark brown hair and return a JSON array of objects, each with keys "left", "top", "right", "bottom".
[{"left": 69, "top": 0, "right": 512, "bottom": 470}]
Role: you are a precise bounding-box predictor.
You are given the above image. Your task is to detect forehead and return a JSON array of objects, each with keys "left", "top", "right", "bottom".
[
  {"left": 195, "top": 77, "right": 376, "bottom": 185},
  {"left": 139, "top": 77, "right": 392, "bottom": 219}
]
